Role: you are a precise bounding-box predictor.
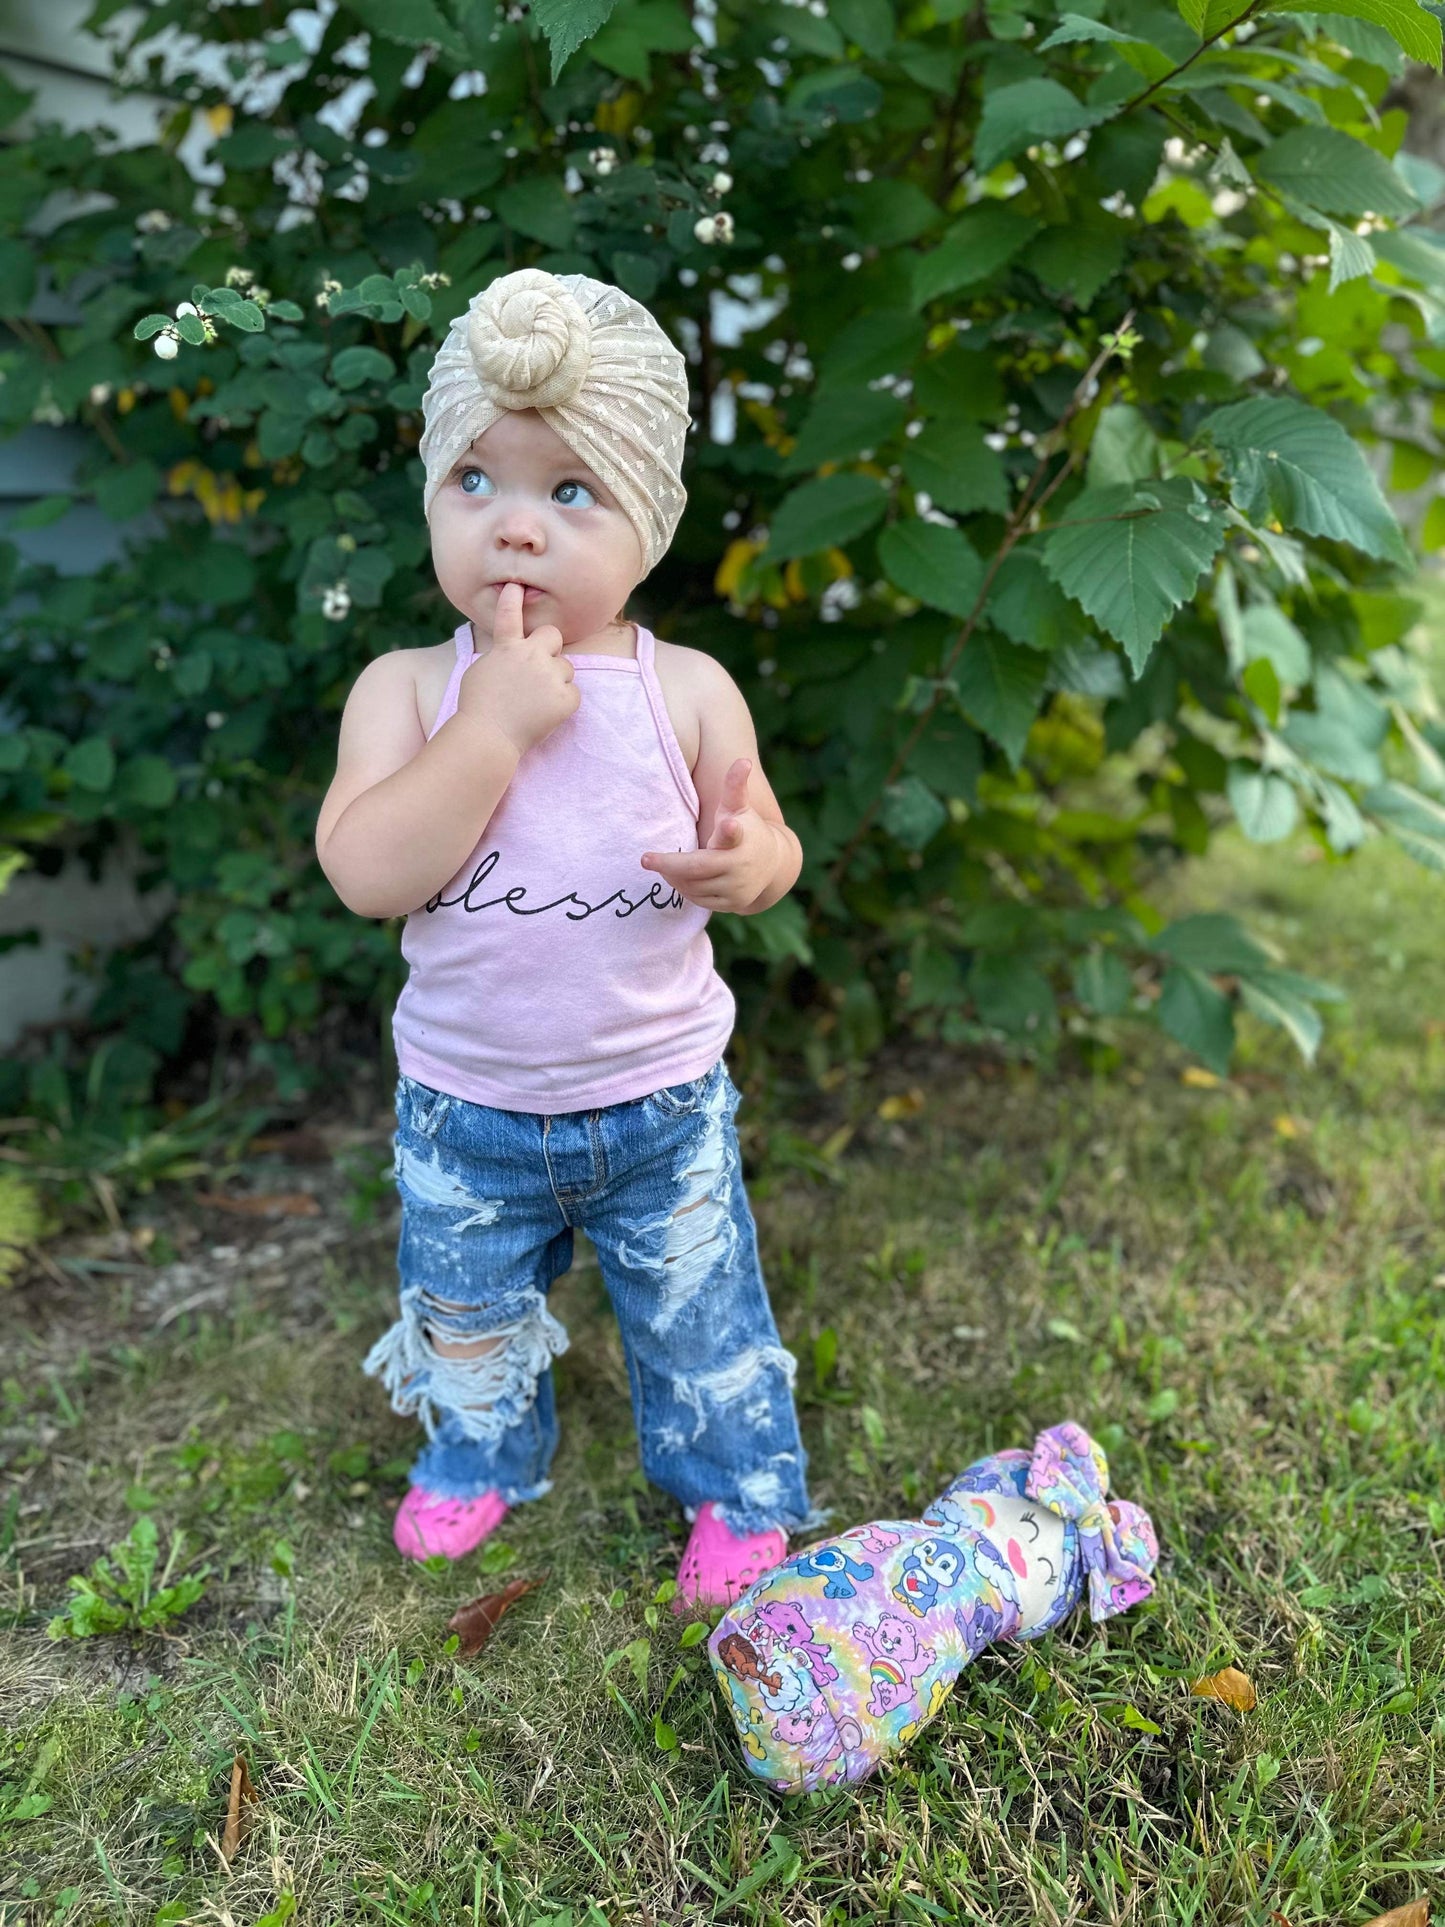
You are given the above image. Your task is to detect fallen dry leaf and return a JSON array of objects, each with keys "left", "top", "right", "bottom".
[
  {"left": 876, "top": 1088, "right": 926, "bottom": 1121},
  {"left": 193, "top": 1190, "right": 322, "bottom": 1217},
  {"left": 1361, "top": 1902, "right": 1430, "bottom": 1927},
  {"left": 447, "top": 1575, "right": 545, "bottom": 1657},
  {"left": 1181, "top": 1067, "right": 1223, "bottom": 1090},
  {"left": 220, "top": 1752, "right": 258, "bottom": 1863},
  {"left": 1189, "top": 1666, "right": 1257, "bottom": 1711}
]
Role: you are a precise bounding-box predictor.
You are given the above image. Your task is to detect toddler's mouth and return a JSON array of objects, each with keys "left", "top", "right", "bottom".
[{"left": 491, "top": 579, "right": 546, "bottom": 599}]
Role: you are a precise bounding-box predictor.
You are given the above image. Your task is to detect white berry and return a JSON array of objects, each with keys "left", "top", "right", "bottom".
[
  {"left": 694, "top": 215, "right": 718, "bottom": 244},
  {"left": 712, "top": 170, "right": 732, "bottom": 194},
  {"left": 154, "top": 334, "right": 179, "bottom": 360}
]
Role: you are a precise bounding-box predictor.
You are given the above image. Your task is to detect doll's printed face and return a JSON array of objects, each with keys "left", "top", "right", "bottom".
[{"left": 429, "top": 407, "right": 645, "bottom": 647}]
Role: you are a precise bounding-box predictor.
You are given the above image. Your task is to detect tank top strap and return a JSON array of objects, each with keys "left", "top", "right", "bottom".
[
  {"left": 634, "top": 623, "right": 699, "bottom": 817},
  {"left": 430, "top": 623, "right": 475, "bottom": 740}
]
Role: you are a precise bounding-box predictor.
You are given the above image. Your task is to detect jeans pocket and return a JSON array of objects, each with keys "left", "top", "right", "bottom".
[
  {"left": 401, "top": 1075, "right": 453, "bottom": 1140},
  {"left": 643, "top": 1060, "right": 723, "bottom": 1119}
]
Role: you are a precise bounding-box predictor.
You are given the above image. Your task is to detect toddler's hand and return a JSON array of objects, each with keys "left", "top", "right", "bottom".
[
  {"left": 457, "top": 579, "right": 580, "bottom": 756},
  {"left": 640, "top": 759, "right": 786, "bottom": 913}
]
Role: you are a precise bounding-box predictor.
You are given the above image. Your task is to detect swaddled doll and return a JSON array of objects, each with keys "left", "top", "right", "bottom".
[{"left": 707, "top": 1420, "right": 1158, "bottom": 1794}]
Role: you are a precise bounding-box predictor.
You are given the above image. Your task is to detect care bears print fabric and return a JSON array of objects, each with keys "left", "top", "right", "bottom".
[{"left": 707, "top": 1420, "right": 1160, "bottom": 1794}]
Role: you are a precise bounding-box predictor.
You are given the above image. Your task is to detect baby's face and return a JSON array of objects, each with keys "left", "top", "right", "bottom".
[{"left": 429, "top": 408, "right": 644, "bottom": 644}]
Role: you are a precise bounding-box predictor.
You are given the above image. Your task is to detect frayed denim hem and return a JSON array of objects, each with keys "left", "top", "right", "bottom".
[
  {"left": 407, "top": 1455, "right": 555, "bottom": 1508},
  {"left": 700, "top": 1498, "right": 835, "bottom": 1540}
]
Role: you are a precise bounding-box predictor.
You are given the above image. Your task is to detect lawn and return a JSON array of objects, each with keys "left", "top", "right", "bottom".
[{"left": 4, "top": 720, "right": 1445, "bottom": 1924}]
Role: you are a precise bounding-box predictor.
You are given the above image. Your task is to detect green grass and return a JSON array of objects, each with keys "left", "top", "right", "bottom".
[{"left": 5, "top": 783, "right": 1445, "bottom": 1925}]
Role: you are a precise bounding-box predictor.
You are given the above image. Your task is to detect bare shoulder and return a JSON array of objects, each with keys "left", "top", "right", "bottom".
[
  {"left": 650, "top": 639, "right": 746, "bottom": 773},
  {"left": 314, "top": 641, "right": 449, "bottom": 855}
]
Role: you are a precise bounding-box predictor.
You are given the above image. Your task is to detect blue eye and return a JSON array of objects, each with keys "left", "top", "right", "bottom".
[
  {"left": 556, "top": 478, "right": 597, "bottom": 507},
  {"left": 459, "top": 468, "right": 491, "bottom": 495}
]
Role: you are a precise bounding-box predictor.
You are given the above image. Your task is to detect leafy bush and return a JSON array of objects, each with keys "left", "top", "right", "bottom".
[{"left": 5, "top": 0, "right": 1445, "bottom": 1152}]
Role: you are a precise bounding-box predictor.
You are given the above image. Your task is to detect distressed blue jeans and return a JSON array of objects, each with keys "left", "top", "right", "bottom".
[{"left": 363, "top": 1056, "right": 815, "bottom": 1538}]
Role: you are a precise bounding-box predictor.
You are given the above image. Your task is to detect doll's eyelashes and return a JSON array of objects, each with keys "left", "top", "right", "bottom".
[
  {"left": 1019, "top": 1509, "right": 1041, "bottom": 1542},
  {"left": 1037, "top": 1553, "right": 1056, "bottom": 1584}
]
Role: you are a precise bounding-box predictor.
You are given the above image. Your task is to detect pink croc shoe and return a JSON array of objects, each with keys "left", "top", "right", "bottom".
[
  {"left": 674, "top": 1501, "right": 787, "bottom": 1613},
  {"left": 393, "top": 1485, "right": 508, "bottom": 1562}
]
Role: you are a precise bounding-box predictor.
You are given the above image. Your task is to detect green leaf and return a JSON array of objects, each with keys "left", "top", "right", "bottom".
[
  {"left": 818, "top": 308, "right": 928, "bottom": 385},
  {"left": 0, "top": 238, "right": 37, "bottom": 318},
  {"left": 901, "top": 418, "right": 1009, "bottom": 515},
  {"left": 1371, "top": 222, "right": 1445, "bottom": 290},
  {"left": 783, "top": 387, "right": 907, "bottom": 471},
  {"left": 1202, "top": 396, "right": 1409, "bottom": 563},
  {"left": 1073, "top": 948, "right": 1134, "bottom": 1016},
  {"left": 1237, "top": 967, "right": 1326, "bottom": 1061},
  {"left": 62, "top": 737, "right": 116, "bottom": 794},
  {"left": 1240, "top": 604, "right": 1311, "bottom": 684},
  {"left": 1264, "top": 0, "right": 1441, "bottom": 67},
  {"left": 1177, "top": 0, "right": 1252, "bottom": 33},
  {"left": 831, "top": 0, "right": 895, "bottom": 55},
  {"left": 1157, "top": 964, "right": 1235, "bottom": 1074},
  {"left": 1087, "top": 404, "right": 1161, "bottom": 489},
  {"left": 1041, "top": 481, "right": 1227, "bottom": 676},
  {"left": 93, "top": 460, "right": 161, "bottom": 521},
  {"left": 1362, "top": 777, "right": 1445, "bottom": 867},
  {"left": 1252, "top": 125, "right": 1420, "bottom": 219},
  {"left": 973, "top": 79, "right": 1111, "bottom": 175},
  {"left": 955, "top": 634, "right": 1050, "bottom": 767},
  {"left": 1023, "top": 218, "right": 1129, "bottom": 307},
  {"left": 880, "top": 774, "right": 949, "bottom": 849},
  {"left": 764, "top": 473, "right": 889, "bottom": 560},
  {"left": 910, "top": 205, "right": 1041, "bottom": 308},
  {"left": 1154, "top": 912, "right": 1272, "bottom": 974},
  {"left": 496, "top": 176, "right": 577, "bottom": 248},
  {"left": 330, "top": 346, "right": 396, "bottom": 390},
  {"left": 1039, "top": 12, "right": 1147, "bottom": 47},
  {"left": 1227, "top": 765, "right": 1301, "bottom": 841},
  {"left": 344, "top": 0, "right": 468, "bottom": 60},
  {"left": 1242, "top": 655, "right": 1282, "bottom": 723},
  {"left": 842, "top": 179, "right": 942, "bottom": 248},
  {"left": 878, "top": 519, "right": 984, "bottom": 618},
  {"left": 970, "top": 955, "right": 1058, "bottom": 1038},
  {"left": 530, "top": 0, "right": 623, "bottom": 79},
  {"left": 788, "top": 66, "right": 885, "bottom": 124},
  {"left": 986, "top": 551, "right": 1082, "bottom": 651},
  {"left": 114, "top": 756, "right": 178, "bottom": 810}
]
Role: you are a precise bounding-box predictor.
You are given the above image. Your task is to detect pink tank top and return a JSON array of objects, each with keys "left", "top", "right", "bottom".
[{"left": 391, "top": 620, "right": 736, "bottom": 1113}]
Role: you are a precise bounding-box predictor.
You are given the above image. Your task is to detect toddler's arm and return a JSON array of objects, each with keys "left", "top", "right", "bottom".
[{"left": 316, "top": 652, "right": 521, "bottom": 920}]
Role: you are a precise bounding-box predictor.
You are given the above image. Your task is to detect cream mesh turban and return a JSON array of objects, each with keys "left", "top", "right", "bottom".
[{"left": 419, "top": 267, "right": 691, "bottom": 579}]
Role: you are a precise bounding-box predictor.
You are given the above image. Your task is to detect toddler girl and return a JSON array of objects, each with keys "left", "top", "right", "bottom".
[{"left": 316, "top": 268, "right": 817, "bottom": 1609}]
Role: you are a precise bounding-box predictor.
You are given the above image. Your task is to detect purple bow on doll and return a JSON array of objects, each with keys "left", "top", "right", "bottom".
[
  {"left": 709, "top": 1419, "right": 1159, "bottom": 1795},
  {"left": 1026, "top": 1419, "right": 1158, "bottom": 1622}
]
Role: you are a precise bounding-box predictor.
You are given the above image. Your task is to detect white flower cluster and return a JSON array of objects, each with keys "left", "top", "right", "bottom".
[
  {"left": 589, "top": 146, "right": 618, "bottom": 175},
  {"left": 136, "top": 209, "right": 173, "bottom": 233},
  {"left": 315, "top": 276, "right": 344, "bottom": 310},
  {"left": 694, "top": 209, "right": 734, "bottom": 245},
  {"left": 321, "top": 582, "right": 352, "bottom": 621}
]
